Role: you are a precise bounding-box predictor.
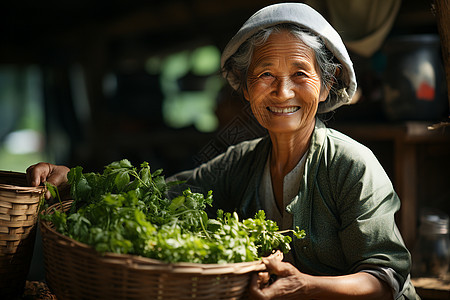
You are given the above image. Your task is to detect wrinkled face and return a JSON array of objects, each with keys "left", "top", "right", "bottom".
[{"left": 244, "top": 30, "right": 329, "bottom": 135}]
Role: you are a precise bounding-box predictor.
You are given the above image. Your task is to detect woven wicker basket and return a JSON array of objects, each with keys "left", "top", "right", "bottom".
[
  {"left": 0, "top": 170, "right": 45, "bottom": 299},
  {"left": 40, "top": 201, "right": 266, "bottom": 300}
]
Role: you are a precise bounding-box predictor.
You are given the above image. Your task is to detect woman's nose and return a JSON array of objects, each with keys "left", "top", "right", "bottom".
[{"left": 272, "top": 77, "right": 295, "bottom": 101}]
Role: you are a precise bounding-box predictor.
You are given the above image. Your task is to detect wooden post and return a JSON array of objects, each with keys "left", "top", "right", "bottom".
[
  {"left": 433, "top": 0, "right": 450, "bottom": 111},
  {"left": 394, "top": 139, "right": 418, "bottom": 250}
]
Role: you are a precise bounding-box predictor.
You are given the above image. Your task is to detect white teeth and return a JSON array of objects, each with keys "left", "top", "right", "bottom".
[{"left": 268, "top": 106, "right": 300, "bottom": 113}]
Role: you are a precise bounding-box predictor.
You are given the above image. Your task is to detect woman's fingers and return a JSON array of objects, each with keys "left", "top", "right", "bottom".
[
  {"left": 47, "top": 165, "right": 70, "bottom": 187},
  {"left": 262, "top": 251, "right": 298, "bottom": 278},
  {"left": 26, "top": 163, "right": 51, "bottom": 199},
  {"left": 262, "top": 250, "right": 284, "bottom": 264},
  {"left": 26, "top": 162, "right": 51, "bottom": 187},
  {"left": 249, "top": 273, "right": 269, "bottom": 300},
  {"left": 249, "top": 252, "right": 288, "bottom": 300},
  {"left": 249, "top": 251, "right": 306, "bottom": 300},
  {"left": 26, "top": 162, "right": 70, "bottom": 200},
  {"left": 258, "top": 272, "right": 271, "bottom": 286}
]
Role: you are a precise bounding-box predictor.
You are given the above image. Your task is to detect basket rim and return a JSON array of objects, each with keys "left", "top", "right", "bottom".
[
  {"left": 0, "top": 170, "right": 25, "bottom": 176},
  {"left": 0, "top": 184, "right": 45, "bottom": 193},
  {"left": 0, "top": 170, "right": 45, "bottom": 194},
  {"left": 40, "top": 201, "right": 266, "bottom": 275}
]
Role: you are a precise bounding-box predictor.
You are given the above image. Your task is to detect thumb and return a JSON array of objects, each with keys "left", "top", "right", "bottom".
[{"left": 262, "top": 253, "right": 296, "bottom": 278}]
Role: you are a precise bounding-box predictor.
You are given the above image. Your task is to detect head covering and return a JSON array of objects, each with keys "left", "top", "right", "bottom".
[{"left": 221, "top": 3, "right": 357, "bottom": 113}]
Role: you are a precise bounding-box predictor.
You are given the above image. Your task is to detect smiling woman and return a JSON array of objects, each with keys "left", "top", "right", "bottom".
[
  {"left": 27, "top": 3, "right": 420, "bottom": 300},
  {"left": 173, "top": 3, "right": 419, "bottom": 299}
]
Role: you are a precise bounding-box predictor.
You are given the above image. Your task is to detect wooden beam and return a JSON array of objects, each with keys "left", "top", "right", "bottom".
[{"left": 433, "top": 0, "right": 450, "bottom": 110}]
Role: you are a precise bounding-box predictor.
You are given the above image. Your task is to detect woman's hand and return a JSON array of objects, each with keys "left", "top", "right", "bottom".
[
  {"left": 249, "top": 251, "right": 308, "bottom": 300},
  {"left": 26, "top": 162, "right": 70, "bottom": 200},
  {"left": 249, "top": 251, "right": 393, "bottom": 300}
]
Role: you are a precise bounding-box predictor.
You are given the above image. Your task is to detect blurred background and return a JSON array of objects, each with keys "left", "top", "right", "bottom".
[{"left": 1, "top": 0, "right": 449, "bottom": 287}]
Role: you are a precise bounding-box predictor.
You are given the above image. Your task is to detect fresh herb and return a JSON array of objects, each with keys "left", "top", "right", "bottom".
[{"left": 41, "top": 159, "right": 305, "bottom": 264}]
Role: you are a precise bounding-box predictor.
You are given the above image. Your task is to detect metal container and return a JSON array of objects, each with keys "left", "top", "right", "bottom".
[{"left": 411, "top": 209, "right": 450, "bottom": 278}]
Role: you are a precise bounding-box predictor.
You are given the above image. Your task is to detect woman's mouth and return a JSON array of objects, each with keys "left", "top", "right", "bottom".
[{"left": 267, "top": 106, "right": 300, "bottom": 114}]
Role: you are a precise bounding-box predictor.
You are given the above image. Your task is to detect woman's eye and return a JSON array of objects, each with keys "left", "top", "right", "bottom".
[
  {"left": 295, "top": 71, "right": 306, "bottom": 77},
  {"left": 260, "top": 72, "right": 272, "bottom": 78}
]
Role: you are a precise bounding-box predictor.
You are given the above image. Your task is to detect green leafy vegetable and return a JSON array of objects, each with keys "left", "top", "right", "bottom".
[{"left": 41, "top": 159, "right": 305, "bottom": 264}]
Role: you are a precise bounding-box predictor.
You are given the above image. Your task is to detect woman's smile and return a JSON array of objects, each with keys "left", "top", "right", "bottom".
[{"left": 267, "top": 106, "right": 301, "bottom": 114}]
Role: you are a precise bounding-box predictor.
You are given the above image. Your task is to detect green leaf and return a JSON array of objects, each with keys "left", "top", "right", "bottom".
[
  {"left": 119, "top": 159, "right": 133, "bottom": 168},
  {"left": 168, "top": 196, "right": 185, "bottom": 212},
  {"left": 139, "top": 168, "right": 150, "bottom": 186},
  {"left": 152, "top": 169, "right": 163, "bottom": 177},
  {"left": 115, "top": 172, "right": 130, "bottom": 192},
  {"left": 76, "top": 176, "right": 92, "bottom": 200},
  {"left": 44, "top": 182, "right": 58, "bottom": 199},
  {"left": 293, "top": 226, "right": 306, "bottom": 239},
  {"left": 107, "top": 161, "right": 121, "bottom": 169},
  {"left": 206, "top": 219, "right": 222, "bottom": 232}
]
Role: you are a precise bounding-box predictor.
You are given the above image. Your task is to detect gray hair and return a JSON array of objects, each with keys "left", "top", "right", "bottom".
[{"left": 222, "top": 23, "right": 342, "bottom": 102}]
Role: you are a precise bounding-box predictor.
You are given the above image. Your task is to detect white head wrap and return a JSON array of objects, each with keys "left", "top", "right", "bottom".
[{"left": 221, "top": 3, "right": 357, "bottom": 113}]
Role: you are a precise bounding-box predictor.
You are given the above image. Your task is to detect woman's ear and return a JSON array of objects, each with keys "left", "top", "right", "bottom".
[
  {"left": 319, "top": 67, "right": 340, "bottom": 102},
  {"left": 319, "top": 82, "right": 332, "bottom": 102},
  {"left": 243, "top": 88, "right": 250, "bottom": 101}
]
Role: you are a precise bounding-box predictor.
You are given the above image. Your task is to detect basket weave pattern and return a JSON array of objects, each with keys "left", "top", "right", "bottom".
[
  {"left": 0, "top": 171, "right": 44, "bottom": 299},
  {"left": 40, "top": 201, "right": 265, "bottom": 300}
]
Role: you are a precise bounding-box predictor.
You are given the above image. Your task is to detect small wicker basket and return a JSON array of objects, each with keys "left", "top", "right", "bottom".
[
  {"left": 40, "top": 201, "right": 266, "bottom": 300},
  {"left": 0, "top": 170, "right": 45, "bottom": 299}
]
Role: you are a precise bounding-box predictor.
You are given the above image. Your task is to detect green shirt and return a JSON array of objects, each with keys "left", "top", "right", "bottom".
[{"left": 170, "top": 118, "right": 418, "bottom": 299}]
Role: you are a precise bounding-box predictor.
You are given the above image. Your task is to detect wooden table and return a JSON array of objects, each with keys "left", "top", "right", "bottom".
[{"left": 412, "top": 276, "right": 450, "bottom": 299}]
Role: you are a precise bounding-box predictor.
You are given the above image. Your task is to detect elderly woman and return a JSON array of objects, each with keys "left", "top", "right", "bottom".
[{"left": 27, "top": 3, "right": 418, "bottom": 300}]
